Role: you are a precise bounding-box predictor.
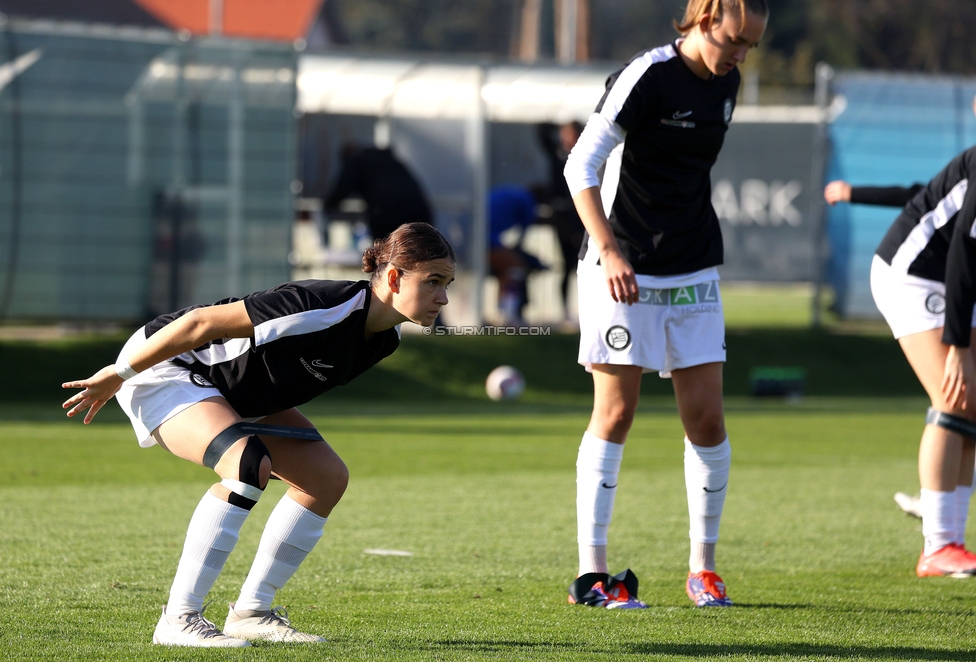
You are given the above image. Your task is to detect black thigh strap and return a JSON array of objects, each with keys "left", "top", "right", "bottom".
[
  {"left": 202, "top": 422, "right": 325, "bottom": 469},
  {"left": 926, "top": 408, "right": 976, "bottom": 440}
]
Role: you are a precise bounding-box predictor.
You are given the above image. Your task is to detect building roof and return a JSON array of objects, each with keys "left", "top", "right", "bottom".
[
  {"left": 0, "top": 0, "right": 323, "bottom": 41},
  {"left": 297, "top": 54, "right": 614, "bottom": 123},
  {"left": 135, "top": 0, "right": 322, "bottom": 41},
  {"left": 297, "top": 53, "right": 828, "bottom": 125}
]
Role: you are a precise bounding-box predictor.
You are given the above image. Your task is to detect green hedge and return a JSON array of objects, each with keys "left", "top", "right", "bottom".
[{"left": 2, "top": 327, "right": 922, "bottom": 406}]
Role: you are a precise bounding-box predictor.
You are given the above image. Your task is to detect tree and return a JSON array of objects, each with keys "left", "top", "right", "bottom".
[
  {"left": 813, "top": 0, "right": 976, "bottom": 74},
  {"left": 315, "top": 0, "right": 976, "bottom": 82}
]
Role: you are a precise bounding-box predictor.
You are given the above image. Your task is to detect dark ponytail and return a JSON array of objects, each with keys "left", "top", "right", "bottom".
[{"left": 362, "top": 222, "right": 456, "bottom": 282}]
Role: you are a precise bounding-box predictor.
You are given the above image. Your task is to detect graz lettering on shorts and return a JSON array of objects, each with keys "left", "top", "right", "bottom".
[
  {"left": 606, "top": 325, "right": 631, "bottom": 350},
  {"left": 926, "top": 293, "right": 946, "bottom": 315},
  {"left": 637, "top": 282, "right": 721, "bottom": 310}
]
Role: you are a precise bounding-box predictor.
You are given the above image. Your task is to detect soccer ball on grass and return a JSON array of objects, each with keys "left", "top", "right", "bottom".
[{"left": 485, "top": 365, "right": 525, "bottom": 401}]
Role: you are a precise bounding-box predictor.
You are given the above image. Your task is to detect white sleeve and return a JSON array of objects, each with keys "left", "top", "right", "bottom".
[{"left": 563, "top": 112, "right": 627, "bottom": 198}]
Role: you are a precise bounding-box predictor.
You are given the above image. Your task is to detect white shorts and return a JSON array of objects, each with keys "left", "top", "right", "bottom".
[
  {"left": 576, "top": 263, "right": 726, "bottom": 377},
  {"left": 870, "top": 254, "right": 976, "bottom": 340},
  {"left": 115, "top": 327, "right": 238, "bottom": 447}
]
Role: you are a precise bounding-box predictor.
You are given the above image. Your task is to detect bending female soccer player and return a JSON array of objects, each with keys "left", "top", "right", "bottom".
[
  {"left": 825, "top": 94, "right": 976, "bottom": 525},
  {"left": 869, "top": 146, "right": 976, "bottom": 577},
  {"left": 62, "top": 222, "right": 455, "bottom": 646},
  {"left": 563, "top": 0, "right": 768, "bottom": 608}
]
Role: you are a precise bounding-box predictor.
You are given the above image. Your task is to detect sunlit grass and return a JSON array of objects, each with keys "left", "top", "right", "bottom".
[{"left": 2, "top": 403, "right": 973, "bottom": 660}]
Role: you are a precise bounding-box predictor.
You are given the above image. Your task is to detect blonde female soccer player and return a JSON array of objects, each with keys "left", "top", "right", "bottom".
[
  {"left": 62, "top": 222, "right": 455, "bottom": 646},
  {"left": 563, "top": 0, "right": 768, "bottom": 608}
]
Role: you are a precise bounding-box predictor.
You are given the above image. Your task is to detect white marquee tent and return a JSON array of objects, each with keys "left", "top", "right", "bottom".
[
  {"left": 294, "top": 54, "right": 828, "bottom": 325},
  {"left": 295, "top": 54, "right": 614, "bottom": 325}
]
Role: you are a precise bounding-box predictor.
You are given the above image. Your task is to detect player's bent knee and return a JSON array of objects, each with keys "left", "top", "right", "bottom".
[
  {"left": 927, "top": 407, "right": 976, "bottom": 440},
  {"left": 203, "top": 423, "right": 272, "bottom": 510},
  {"left": 321, "top": 454, "right": 349, "bottom": 495},
  {"left": 315, "top": 454, "right": 349, "bottom": 505},
  {"left": 220, "top": 435, "right": 271, "bottom": 510}
]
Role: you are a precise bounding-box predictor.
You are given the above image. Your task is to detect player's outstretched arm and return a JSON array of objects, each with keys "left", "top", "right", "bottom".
[
  {"left": 61, "top": 300, "right": 254, "bottom": 424},
  {"left": 826, "top": 181, "right": 923, "bottom": 207}
]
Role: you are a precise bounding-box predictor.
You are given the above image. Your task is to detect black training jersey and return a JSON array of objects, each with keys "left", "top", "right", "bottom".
[
  {"left": 876, "top": 147, "right": 976, "bottom": 347},
  {"left": 145, "top": 280, "right": 400, "bottom": 416},
  {"left": 584, "top": 42, "right": 739, "bottom": 275}
]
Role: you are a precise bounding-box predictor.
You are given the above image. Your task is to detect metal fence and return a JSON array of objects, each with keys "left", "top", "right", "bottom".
[
  {"left": 0, "top": 19, "right": 297, "bottom": 323},
  {"left": 7, "top": 26, "right": 973, "bottom": 327}
]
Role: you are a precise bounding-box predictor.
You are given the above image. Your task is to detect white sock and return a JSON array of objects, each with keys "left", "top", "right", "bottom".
[
  {"left": 234, "top": 495, "right": 328, "bottom": 612},
  {"left": 167, "top": 491, "right": 249, "bottom": 616},
  {"left": 689, "top": 542, "right": 716, "bottom": 573},
  {"left": 921, "top": 488, "right": 956, "bottom": 555},
  {"left": 579, "top": 545, "right": 608, "bottom": 576},
  {"left": 576, "top": 432, "right": 624, "bottom": 575},
  {"left": 684, "top": 437, "right": 731, "bottom": 570},
  {"left": 955, "top": 485, "right": 972, "bottom": 547}
]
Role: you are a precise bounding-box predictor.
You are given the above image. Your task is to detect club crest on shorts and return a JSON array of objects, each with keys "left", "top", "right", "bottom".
[
  {"left": 925, "top": 293, "right": 946, "bottom": 315},
  {"left": 190, "top": 373, "right": 215, "bottom": 388},
  {"left": 605, "top": 325, "right": 631, "bottom": 351}
]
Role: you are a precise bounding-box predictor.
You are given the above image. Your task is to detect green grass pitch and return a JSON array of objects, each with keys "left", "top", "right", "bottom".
[
  {"left": 4, "top": 396, "right": 976, "bottom": 660},
  {"left": 0, "top": 285, "right": 969, "bottom": 660}
]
